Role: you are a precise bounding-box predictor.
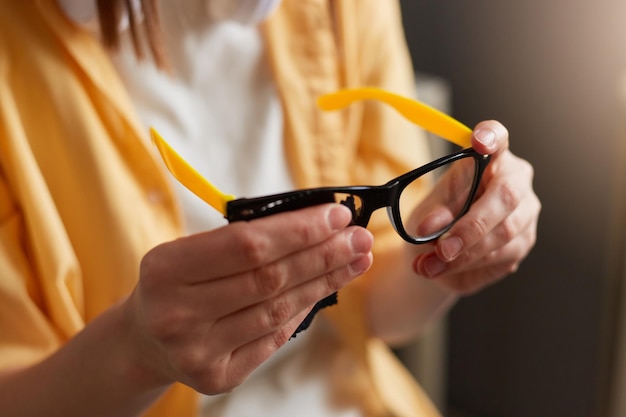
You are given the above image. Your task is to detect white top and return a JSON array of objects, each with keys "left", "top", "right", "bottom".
[
  {"left": 58, "top": 0, "right": 364, "bottom": 415},
  {"left": 108, "top": 2, "right": 294, "bottom": 233}
]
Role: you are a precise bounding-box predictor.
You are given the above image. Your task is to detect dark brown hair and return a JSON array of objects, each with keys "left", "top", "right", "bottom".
[{"left": 96, "top": 0, "right": 168, "bottom": 69}]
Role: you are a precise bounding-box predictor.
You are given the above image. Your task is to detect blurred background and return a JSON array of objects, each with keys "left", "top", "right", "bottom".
[{"left": 396, "top": 1, "right": 626, "bottom": 416}]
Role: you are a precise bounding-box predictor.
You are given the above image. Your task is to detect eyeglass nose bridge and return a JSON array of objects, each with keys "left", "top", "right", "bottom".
[{"left": 347, "top": 184, "right": 400, "bottom": 228}]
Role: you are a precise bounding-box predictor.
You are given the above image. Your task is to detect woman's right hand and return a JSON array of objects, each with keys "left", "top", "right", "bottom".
[{"left": 124, "top": 203, "right": 373, "bottom": 395}]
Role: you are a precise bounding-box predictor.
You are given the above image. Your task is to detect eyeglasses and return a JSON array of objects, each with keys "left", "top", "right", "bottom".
[
  {"left": 151, "top": 87, "right": 491, "bottom": 244},
  {"left": 224, "top": 148, "right": 489, "bottom": 243}
]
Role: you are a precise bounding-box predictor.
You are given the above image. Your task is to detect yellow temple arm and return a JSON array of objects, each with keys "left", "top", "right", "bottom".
[{"left": 317, "top": 87, "right": 473, "bottom": 148}]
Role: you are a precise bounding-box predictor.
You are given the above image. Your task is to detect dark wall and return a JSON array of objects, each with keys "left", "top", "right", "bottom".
[{"left": 399, "top": 1, "right": 626, "bottom": 416}]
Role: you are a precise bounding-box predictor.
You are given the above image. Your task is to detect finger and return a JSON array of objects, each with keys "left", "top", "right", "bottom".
[
  {"left": 443, "top": 185, "right": 541, "bottom": 268},
  {"left": 183, "top": 308, "right": 313, "bottom": 395},
  {"left": 414, "top": 224, "right": 535, "bottom": 290},
  {"left": 434, "top": 154, "right": 535, "bottom": 262},
  {"left": 209, "top": 252, "right": 373, "bottom": 354},
  {"left": 471, "top": 120, "right": 509, "bottom": 155},
  {"left": 188, "top": 227, "right": 374, "bottom": 317},
  {"left": 147, "top": 203, "right": 354, "bottom": 284},
  {"left": 474, "top": 190, "right": 541, "bottom": 259},
  {"left": 452, "top": 225, "right": 538, "bottom": 292},
  {"left": 443, "top": 209, "right": 538, "bottom": 277},
  {"left": 410, "top": 157, "right": 477, "bottom": 237}
]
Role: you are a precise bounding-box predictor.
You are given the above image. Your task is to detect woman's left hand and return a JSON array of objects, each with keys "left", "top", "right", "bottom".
[{"left": 412, "top": 120, "right": 541, "bottom": 295}]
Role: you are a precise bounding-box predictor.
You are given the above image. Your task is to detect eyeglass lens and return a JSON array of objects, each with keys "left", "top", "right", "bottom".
[
  {"left": 321, "top": 155, "right": 478, "bottom": 241},
  {"left": 398, "top": 156, "right": 477, "bottom": 240}
]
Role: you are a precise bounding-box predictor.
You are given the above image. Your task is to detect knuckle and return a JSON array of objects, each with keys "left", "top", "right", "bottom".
[
  {"left": 144, "top": 306, "right": 189, "bottom": 340},
  {"left": 271, "top": 326, "right": 293, "bottom": 350},
  {"left": 252, "top": 262, "right": 287, "bottom": 297},
  {"left": 233, "top": 228, "right": 271, "bottom": 266},
  {"left": 520, "top": 157, "right": 535, "bottom": 181},
  {"left": 263, "top": 296, "right": 293, "bottom": 329},
  {"left": 533, "top": 193, "right": 543, "bottom": 215},
  {"left": 291, "top": 218, "right": 316, "bottom": 246},
  {"left": 517, "top": 223, "right": 538, "bottom": 257},
  {"left": 324, "top": 267, "right": 349, "bottom": 293},
  {"left": 483, "top": 244, "right": 524, "bottom": 277},
  {"left": 140, "top": 242, "right": 172, "bottom": 283},
  {"left": 320, "top": 240, "right": 341, "bottom": 271},
  {"left": 499, "top": 216, "right": 519, "bottom": 243},
  {"left": 466, "top": 215, "right": 489, "bottom": 239},
  {"left": 480, "top": 249, "right": 498, "bottom": 265},
  {"left": 194, "top": 361, "right": 240, "bottom": 395},
  {"left": 506, "top": 261, "right": 520, "bottom": 275},
  {"left": 175, "top": 345, "right": 209, "bottom": 377},
  {"left": 497, "top": 180, "right": 522, "bottom": 212},
  {"left": 455, "top": 249, "right": 473, "bottom": 265},
  {"left": 491, "top": 261, "right": 519, "bottom": 278}
]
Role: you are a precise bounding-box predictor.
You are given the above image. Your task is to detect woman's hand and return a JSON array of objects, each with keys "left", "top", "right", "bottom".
[
  {"left": 412, "top": 120, "right": 541, "bottom": 295},
  {"left": 124, "top": 203, "right": 373, "bottom": 394}
]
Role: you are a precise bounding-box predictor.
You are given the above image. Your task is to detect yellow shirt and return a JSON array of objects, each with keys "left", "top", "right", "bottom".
[{"left": 0, "top": 1, "right": 438, "bottom": 416}]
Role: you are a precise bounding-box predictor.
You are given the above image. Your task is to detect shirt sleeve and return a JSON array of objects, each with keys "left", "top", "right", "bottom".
[{"left": 0, "top": 168, "right": 64, "bottom": 370}]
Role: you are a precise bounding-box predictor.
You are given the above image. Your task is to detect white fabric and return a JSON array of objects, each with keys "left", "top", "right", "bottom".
[
  {"left": 83, "top": 1, "right": 363, "bottom": 416},
  {"left": 56, "top": 0, "right": 98, "bottom": 25},
  {"left": 57, "top": 0, "right": 280, "bottom": 31},
  {"left": 206, "top": 0, "right": 283, "bottom": 25},
  {"left": 57, "top": 0, "right": 142, "bottom": 32},
  {"left": 109, "top": 1, "right": 294, "bottom": 233}
]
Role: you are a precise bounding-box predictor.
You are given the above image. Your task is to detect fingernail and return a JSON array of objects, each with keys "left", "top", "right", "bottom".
[
  {"left": 349, "top": 228, "right": 373, "bottom": 255},
  {"left": 424, "top": 256, "right": 446, "bottom": 277},
  {"left": 474, "top": 129, "right": 496, "bottom": 148},
  {"left": 328, "top": 205, "right": 351, "bottom": 231},
  {"left": 440, "top": 236, "right": 463, "bottom": 261},
  {"left": 349, "top": 254, "right": 373, "bottom": 275}
]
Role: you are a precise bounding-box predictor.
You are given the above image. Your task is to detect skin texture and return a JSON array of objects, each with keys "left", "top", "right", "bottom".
[
  {"left": 0, "top": 204, "right": 373, "bottom": 417},
  {"left": 0, "top": 0, "right": 542, "bottom": 414},
  {"left": 0, "top": 122, "right": 540, "bottom": 416},
  {"left": 128, "top": 204, "right": 373, "bottom": 395},
  {"left": 367, "top": 120, "right": 541, "bottom": 344}
]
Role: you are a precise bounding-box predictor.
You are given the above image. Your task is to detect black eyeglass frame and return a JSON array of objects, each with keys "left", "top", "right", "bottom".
[{"left": 226, "top": 148, "right": 491, "bottom": 244}]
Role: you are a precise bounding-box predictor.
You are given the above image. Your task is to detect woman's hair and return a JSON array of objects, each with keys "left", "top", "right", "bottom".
[{"left": 96, "top": 0, "right": 168, "bottom": 69}]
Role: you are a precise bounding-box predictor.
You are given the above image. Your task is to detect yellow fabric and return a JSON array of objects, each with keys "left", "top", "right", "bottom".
[
  {"left": 0, "top": 2, "right": 197, "bottom": 416},
  {"left": 0, "top": 1, "right": 439, "bottom": 417},
  {"left": 263, "top": 2, "right": 438, "bottom": 416}
]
